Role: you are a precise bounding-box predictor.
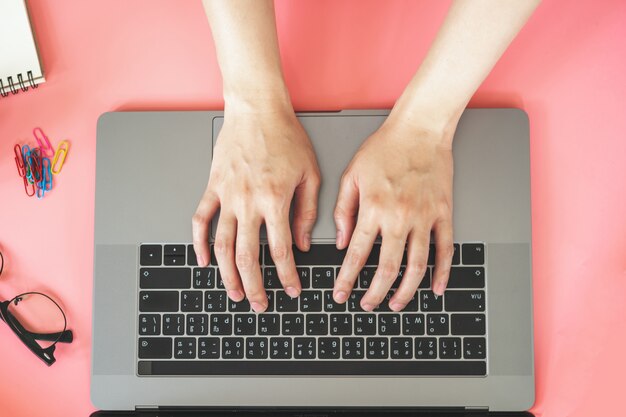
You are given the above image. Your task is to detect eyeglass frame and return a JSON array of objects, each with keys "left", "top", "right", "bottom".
[{"left": 0, "top": 250, "right": 73, "bottom": 366}]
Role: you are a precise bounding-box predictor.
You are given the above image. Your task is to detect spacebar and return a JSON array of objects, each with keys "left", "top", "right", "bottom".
[{"left": 138, "top": 360, "right": 486, "bottom": 376}]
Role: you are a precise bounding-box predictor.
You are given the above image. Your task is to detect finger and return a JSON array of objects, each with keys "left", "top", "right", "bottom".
[
  {"left": 362, "top": 230, "right": 407, "bottom": 311},
  {"left": 333, "top": 217, "right": 377, "bottom": 304},
  {"left": 432, "top": 219, "right": 454, "bottom": 296},
  {"left": 266, "top": 210, "right": 300, "bottom": 298},
  {"left": 213, "top": 213, "right": 244, "bottom": 302},
  {"left": 192, "top": 189, "right": 220, "bottom": 267},
  {"left": 292, "top": 174, "right": 320, "bottom": 251},
  {"left": 235, "top": 215, "right": 267, "bottom": 312},
  {"left": 389, "top": 230, "right": 429, "bottom": 311},
  {"left": 333, "top": 173, "right": 359, "bottom": 249}
]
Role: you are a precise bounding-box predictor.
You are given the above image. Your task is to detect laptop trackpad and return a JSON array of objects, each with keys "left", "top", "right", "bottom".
[{"left": 211, "top": 114, "right": 387, "bottom": 241}]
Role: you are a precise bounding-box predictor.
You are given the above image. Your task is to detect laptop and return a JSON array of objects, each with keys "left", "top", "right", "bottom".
[{"left": 91, "top": 109, "right": 534, "bottom": 416}]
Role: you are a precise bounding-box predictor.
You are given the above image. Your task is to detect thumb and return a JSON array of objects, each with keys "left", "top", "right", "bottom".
[
  {"left": 334, "top": 173, "right": 359, "bottom": 250},
  {"left": 292, "top": 173, "right": 321, "bottom": 251}
]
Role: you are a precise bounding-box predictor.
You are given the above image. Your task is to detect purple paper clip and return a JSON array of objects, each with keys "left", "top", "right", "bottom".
[{"left": 33, "top": 127, "right": 55, "bottom": 158}]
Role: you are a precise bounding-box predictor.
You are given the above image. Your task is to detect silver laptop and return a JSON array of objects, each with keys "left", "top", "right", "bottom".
[{"left": 91, "top": 109, "right": 534, "bottom": 416}]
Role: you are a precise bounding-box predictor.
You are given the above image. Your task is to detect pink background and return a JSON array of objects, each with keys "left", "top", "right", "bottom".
[{"left": 1, "top": 0, "right": 625, "bottom": 416}]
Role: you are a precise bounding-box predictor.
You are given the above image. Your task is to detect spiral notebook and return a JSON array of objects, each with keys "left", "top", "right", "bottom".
[{"left": 0, "top": 0, "right": 45, "bottom": 98}]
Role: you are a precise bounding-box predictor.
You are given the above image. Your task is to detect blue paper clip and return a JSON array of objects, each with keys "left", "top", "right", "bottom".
[
  {"left": 22, "top": 145, "right": 32, "bottom": 182},
  {"left": 42, "top": 158, "right": 53, "bottom": 191},
  {"left": 36, "top": 185, "right": 45, "bottom": 199}
]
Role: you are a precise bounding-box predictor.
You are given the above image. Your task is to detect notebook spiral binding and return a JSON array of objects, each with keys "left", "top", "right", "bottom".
[{"left": 0, "top": 70, "right": 38, "bottom": 97}]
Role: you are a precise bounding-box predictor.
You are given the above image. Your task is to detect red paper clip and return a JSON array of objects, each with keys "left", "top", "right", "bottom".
[
  {"left": 14, "top": 144, "right": 26, "bottom": 178},
  {"left": 33, "top": 127, "right": 55, "bottom": 158},
  {"left": 23, "top": 176, "right": 35, "bottom": 197}
]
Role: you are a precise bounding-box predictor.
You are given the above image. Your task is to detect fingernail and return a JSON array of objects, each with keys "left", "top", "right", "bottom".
[
  {"left": 250, "top": 301, "right": 267, "bottom": 313},
  {"left": 433, "top": 281, "right": 447, "bottom": 296},
  {"left": 336, "top": 230, "right": 343, "bottom": 247},
  {"left": 334, "top": 291, "right": 348, "bottom": 303},
  {"left": 390, "top": 302, "right": 406, "bottom": 312},
  {"left": 303, "top": 233, "right": 311, "bottom": 250},
  {"left": 361, "top": 302, "right": 374, "bottom": 312},
  {"left": 197, "top": 254, "right": 205, "bottom": 266},
  {"left": 285, "top": 286, "right": 300, "bottom": 298},
  {"left": 228, "top": 290, "right": 243, "bottom": 301}
]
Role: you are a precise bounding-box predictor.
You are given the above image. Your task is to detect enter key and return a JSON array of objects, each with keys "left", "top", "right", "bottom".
[{"left": 444, "top": 290, "right": 485, "bottom": 312}]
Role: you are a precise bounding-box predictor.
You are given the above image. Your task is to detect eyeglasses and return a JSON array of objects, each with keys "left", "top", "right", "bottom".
[{"left": 0, "top": 250, "right": 73, "bottom": 366}]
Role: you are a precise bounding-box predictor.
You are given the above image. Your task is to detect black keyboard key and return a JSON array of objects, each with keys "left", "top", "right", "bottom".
[
  {"left": 420, "top": 290, "right": 443, "bottom": 312},
  {"left": 448, "top": 267, "right": 485, "bottom": 288},
  {"left": 330, "top": 314, "right": 352, "bottom": 335},
  {"left": 222, "top": 337, "right": 244, "bottom": 359},
  {"left": 318, "top": 337, "right": 340, "bottom": 359},
  {"left": 139, "top": 291, "right": 179, "bottom": 312},
  {"left": 246, "top": 337, "right": 268, "bottom": 359},
  {"left": 282, "top": 314, "right": 304, "bottom": 335},
  {"left": 300, "top": 290, "right": 323, "bottom": 312},
  {"left": 462, "top": 243, "right": 485, "bottom": 265},
  {"left": 306, "top": 313, "right": 329, "bottom": 335},
  {"left": 263, "top": 267, "right": 281, "bottom": 289},
  {"left": 391, "top": 267, "right": 405, "bottom": 289},
  {"left": 418, "top": 268, "right": 431, "bottom": 289},
  {"left": 463, "top": 337, "right": 486, "bottom": 359},
  {"left": 140, "top": 245, "right": 162, "bottom": 266},
  {"left": 390, "top": 337, "right": 413, "bottom": 359},
  {"left": 452, "top": 243, "right": 460, "bottom": 265},
  {"left": 359, "top": 267, "right": 376, "bottom": 288},
  {"left": 138, "top": 337, "right": 171, "bottom": 359},
  {"left": 312, "top": 267, "right": 334, "bottom": 288},
  {"left": 198, "top": 337, "right": 220, "bottom": 359},
  {"left": 297, "top": 267, "right": 310, "bottom": 288},
  {"left": 265, "top": 290, "right": 275, "bottom": 312},
  {"left": 210, "top": 314, "right": 233, "bottom": 335},
  {"left": 402, "top": 314, "right": 425, "bottom": 335},
  {"left": 266, "top": 244, "right": 346, "bottom": 266},
  {"left": 229, "top": 298, "right": 251, "bottom": 312},
  {"left": 426, "top": 314, "right": 449, "bottom": 335},
  {"left": 348, "top": 291, "right": 365, "bottom": 312},
  {"left": 164, "top": 244, "right": 185, "bottom": 256},
  {"left": 204, "top": 291, "right": 227, "bottom": 312},
  {"left": 139, "top": 314, "right": 160, "bottom": 335},
  {"left": 354, "top": 314, "right": 376, "bottom": 335},
  {"left": 451, "top": 314, "right": 486, "bottom": 335},
  {"left": 445, "top": 290, "right": 485, "bottom": 311},
  {"left": 415, "top": 337, "right": 437, "bottom": 359},
  {"left": 439, "top": 337, "right": 462, "bottom": 359},
  {"left": 216, "top": 270, "right": 225, "bottom": 288},
  {"left": 164, "top": 255, "right": 185, "bottom": 266},
  {"left": 366, "top": 337, "right": 389, "bottom": 359},
  {"left": 294, "top": 337, "right": 316, "bottom": 359},
  {"left": 404, "top": 294, "right": 419, "bottom": 312},
  {"left": 276, "top": 291, "right": 298, "bottom": 312},
  {"left": 365, "top": 244, "right": 382, "bottom": 265},
  {"left": 186, "top": 314, "right": 208, "bottom": 335},
  {"left": 258, "top": 314, "right": 280, "bottom": 335},
  {"left": 234, "top": 314, "right": 256, "bottom": 335},
  {"left": 374, "top": 291, "right": 394, "bottom": 312},
  {"left": 342, "top": 337, "right": 365, "bottom": 359},
  {"left": 209, "top": 245, "right": 217, "bottom": 266},
  {"left": 174, "top": 337, "right": 196, "bottom": 359},
  {"left": 163, "top": 314, "right": 184, "bottom": 335},
  {"left": 187, "top": 245, "right": 198, "bottom": 266},
  {"left": 140, "top": 268, "right": 191, "bottom": 289},
  {"left": 270, "top": 337, "right": 292, "bottom": 359},
  {"left": 181, "top": 291, "right": 203, "bottom": 312},
  {"left": 193, "top": 268, "right": 216, "bottom": 288},
  {"left": 323, "top": 290, "right": 346, "bottom": 312},
  {"left": 378, "top": 314, "right": 401, "bottom": 335}
]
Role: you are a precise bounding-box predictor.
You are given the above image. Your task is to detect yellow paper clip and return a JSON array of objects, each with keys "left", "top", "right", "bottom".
[{"left": 51, "top": 140, "right": 70, "bottom": 175}]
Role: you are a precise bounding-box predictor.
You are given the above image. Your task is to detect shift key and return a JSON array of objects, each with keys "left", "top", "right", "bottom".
[
  {"left": 139, "top": 291, "right": 179, "bottom": 312},
  {"left": 140, "top": 268, "right": 191, "bottom": 289}
]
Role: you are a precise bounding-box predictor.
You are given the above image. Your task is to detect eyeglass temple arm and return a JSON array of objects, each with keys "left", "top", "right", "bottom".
[{"left": 0, "top": 309, "right": 73, "bottom": 343}]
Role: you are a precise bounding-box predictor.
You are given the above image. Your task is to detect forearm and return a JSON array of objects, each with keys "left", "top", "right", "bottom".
[
  {"left": 202, "top": 0, "right": 291, "bottom": 111},
  {"left": 389, "top": 0, "right": 541, "bottom": 143}
]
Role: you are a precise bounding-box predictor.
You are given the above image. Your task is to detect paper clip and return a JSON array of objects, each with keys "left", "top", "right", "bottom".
[
  {"left": 42, "top": 158, "right": 53, "bottom": 191},
  {"left": 51, "top": 140, "right": 70, "bottom": 175},
  {"left": 28, "top": 148, "right": 43, "bottom": 184},
  {"left": 14, "top": 144, "right": 26, "bottom": 178},
  {"left": 33, "top": 127, "right": 55, "bottom": 158},
  {"left": 36, "top": 184, "right": 45, "bottom": 199},
  {"left": 22, "top": 145, "right": 32, "bottom": 181},
  {"left": 23, "top": 176, "right": 35, "bottom": 197}
]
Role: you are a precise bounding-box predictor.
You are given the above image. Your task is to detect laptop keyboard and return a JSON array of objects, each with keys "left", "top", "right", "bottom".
[{"left": 137, "top": 243, "right": 487, "bottom": 376}]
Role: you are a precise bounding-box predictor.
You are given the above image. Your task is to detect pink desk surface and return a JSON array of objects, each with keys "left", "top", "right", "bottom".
[{"left": 1, "top": 1, "right": 625, "bottom": 416}]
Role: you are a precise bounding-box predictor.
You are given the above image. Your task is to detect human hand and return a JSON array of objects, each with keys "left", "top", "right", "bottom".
[
  {"left": 192, "top": 104, "right": 321, "bottom": 313},
  {"left": 332, "top": 118, "right": 455, "bottom": 312}
]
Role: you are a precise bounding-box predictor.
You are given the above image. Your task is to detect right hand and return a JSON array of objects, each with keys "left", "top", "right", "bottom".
[{"left": 192, "top": 103, "right": 321, "bottom": 313}]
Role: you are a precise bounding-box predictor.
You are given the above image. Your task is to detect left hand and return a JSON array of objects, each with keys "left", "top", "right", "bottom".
[{"left": 332, "top": 118, "right": 455, "bottom": 312}]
